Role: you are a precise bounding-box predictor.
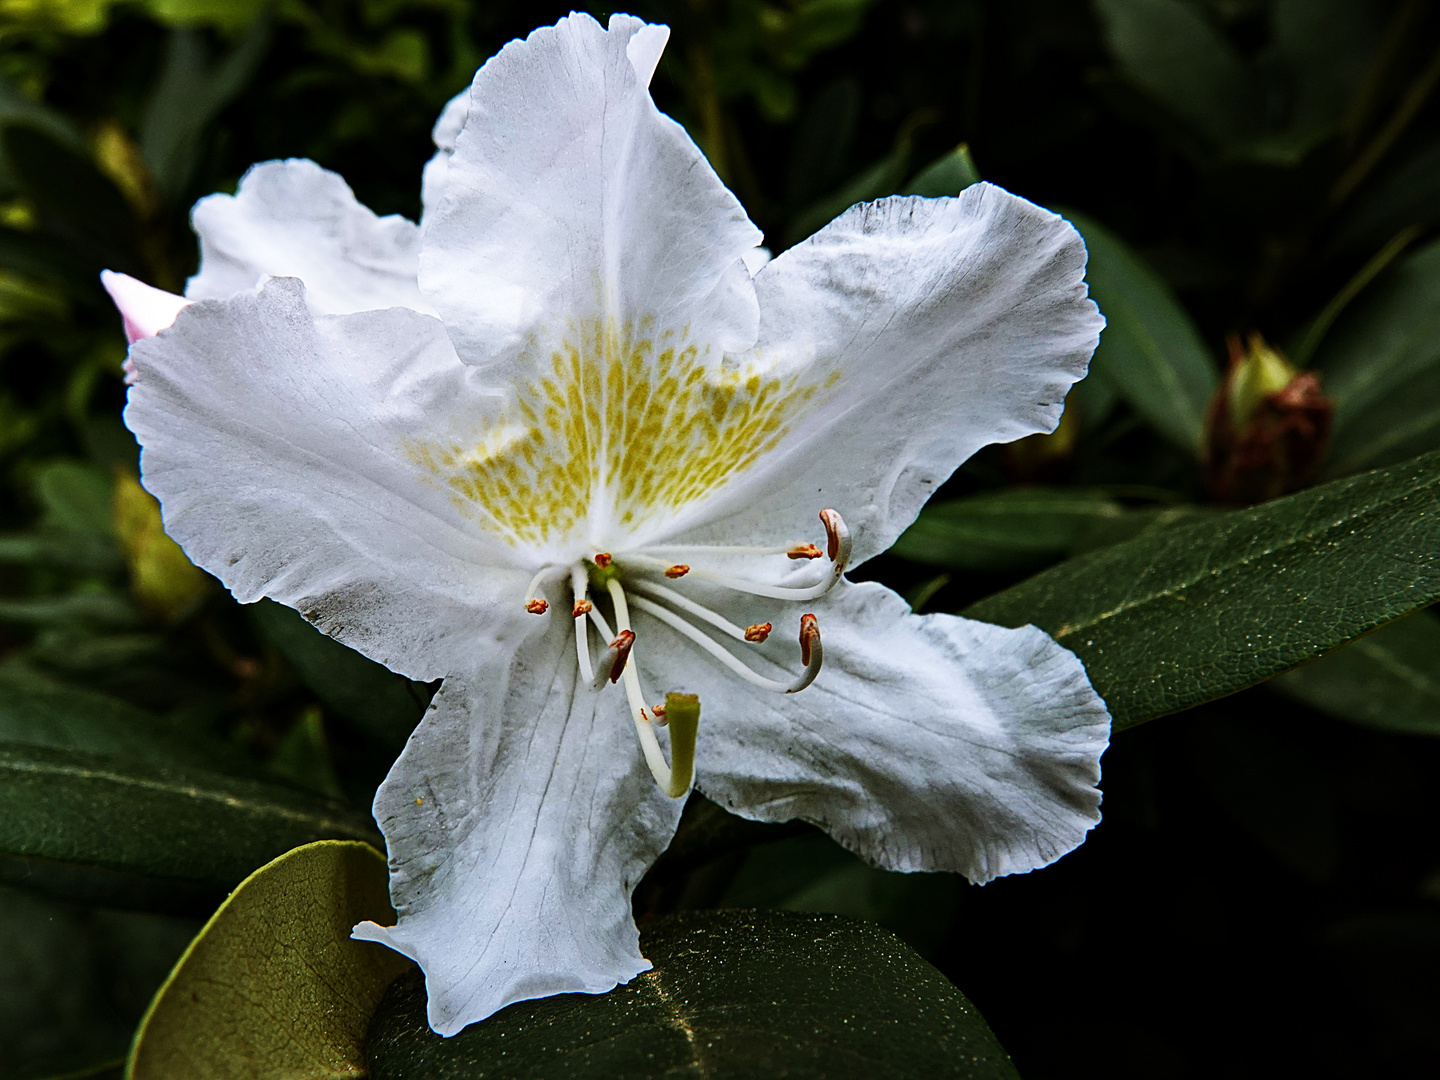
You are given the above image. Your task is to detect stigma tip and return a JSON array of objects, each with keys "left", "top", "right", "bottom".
[{"left": 593, "top": 552, "right": 612, "bottom": 568}]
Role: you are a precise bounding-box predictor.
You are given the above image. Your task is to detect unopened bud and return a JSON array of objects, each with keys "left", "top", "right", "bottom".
[{"left": 1206, "top": 332, "right": 1332, "bottom": 504}]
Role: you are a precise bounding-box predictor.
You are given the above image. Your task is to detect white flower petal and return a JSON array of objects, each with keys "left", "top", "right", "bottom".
[
  {"left": 661, "top": 185, "right": 1104, "bottom": 566},
  {"left": 638, "top": 580, "right": 1109, "bottom": 883},
  {"left": 353, "top": 622, "right": 684, "bottom": 1035},
  {"left": 420, "top": 88, "right": 470, "bottom": 215},
  {"left": 420, "top": 12, "right": 762, "bottom": 366},
  {"left": 126, "top": 277, "right": 527, "bottom": 680},
  {"left": 100, "top": 270, "right": 191, "bottom": 342},
  {"left": 188, "top": 159, "right": 433, "bottom": 316}
]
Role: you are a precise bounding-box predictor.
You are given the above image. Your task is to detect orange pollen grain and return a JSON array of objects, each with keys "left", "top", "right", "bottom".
[
  {"left": 665, "top": 564, "right": 690, "bottom": 578},
  {"left": 787, "top": 544, "right": 822, "bottom": 560},
  {"left": 526, "top": 598, "right": 549, "bottom": 615},
  {"left": 744, "top": 622, "right": 773, "bottom": 643}
]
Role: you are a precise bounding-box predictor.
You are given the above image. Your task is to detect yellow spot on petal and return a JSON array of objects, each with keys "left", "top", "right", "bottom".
[{"left": 408, "top": 317, "right": 835, "bottom": 548}]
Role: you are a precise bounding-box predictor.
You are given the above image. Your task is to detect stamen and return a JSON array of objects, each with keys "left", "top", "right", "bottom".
[
  {"left": 591, "top": 629, "right": 634, "bottom": 690},
  {"left": 631, "top": 510, "right": 850, "bottom": 603},
  {"left": 788, "top": 544, "right": 822, "bottom": 560},
  {"left": 606, "top": 578, "right": 685, "bottom": 795},
  {"left": 639, "top": 542, "right": 820, "bottom": 557},
  {"left": 629, "top": 594, "right": 822, "bottom": 694},
  {"left": 593, "top": 552, "right": 612, "bottom": 568},
  {"left": 820, "top": 508, "right": 851, "bottom": 563},
  {"left": 745, "top": 622, "right": 773, "bottom": 643},
  {"left": 523, "top": 565, "right": 565, "bottom": 614},
  {"left": 651, "top": 701, "right": 668, "bottom": 725},
  {"left": 628, "top": 578, "right": 755, "bottom": 641},
  {"left": 571, "top": 565, "right": 594, "bottom": 686},
  {"left": 665, "top": 564, "right": 690, "bottom": 578}
]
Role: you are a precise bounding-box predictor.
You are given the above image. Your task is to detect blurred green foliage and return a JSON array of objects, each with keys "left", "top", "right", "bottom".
[{"left": 2, "top": 1, "right": 1440, "bottom": 1077}]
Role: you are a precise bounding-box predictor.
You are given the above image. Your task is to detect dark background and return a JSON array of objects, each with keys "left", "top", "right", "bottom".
[{"left": 2, "top": 2, "right": 1439, "bottom": 1077}]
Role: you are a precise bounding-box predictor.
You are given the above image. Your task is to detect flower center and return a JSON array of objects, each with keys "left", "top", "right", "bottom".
[
  {"left": 406, "top": 317, "right": 837, "bottom": 556},
  {"left": 521, "top": 508, "right": 851, "bottom": 798}
]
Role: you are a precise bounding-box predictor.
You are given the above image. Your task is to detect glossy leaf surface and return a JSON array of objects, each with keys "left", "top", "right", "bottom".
[
  {"left": 367, "top": 909, "right": 1018, "bottom": 1080},
  {"left": 1271, "top": 609, "right": 1440, "bottom": 737},
  {"left": 966, "top": 450, "right": 1440, "bottom": 729}
]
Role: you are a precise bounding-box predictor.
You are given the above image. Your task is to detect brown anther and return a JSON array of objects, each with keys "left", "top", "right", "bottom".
[
  {"left": 819, "top": 509, "right": 843, "bottom": 560},
  {"left": 799, "top": 613, "right": 819, "bottom": 665},
  {"left": 665, "top": 564, "right": 690, "bottom": 578},
  {"left": 787, "top": 543, "right": 823, "bottom": 560},
  {"left": 607, "top": 629, "right": 635, "bottom": 683},
  {"left": 572, "top": 598, "right": 593, "bottom": 618},
  {"left": 593, "top": 552, "right": 612, "bottom": 568},
  {"left": 526, "top": 598, "right": 549, "bottom": 615},
  {"left": 651, "top": 702, "right": 667, "bottom": 719},
  {"left": 744, "top": 622, "right": 773, "bottom": 643}
]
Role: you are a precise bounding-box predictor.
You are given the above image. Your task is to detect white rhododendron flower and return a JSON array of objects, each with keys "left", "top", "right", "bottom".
[{"left": 105, "top": 13, "right": 1110, "bottom": 1037}]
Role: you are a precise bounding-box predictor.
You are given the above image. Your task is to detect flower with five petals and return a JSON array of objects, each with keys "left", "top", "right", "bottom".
[{"left": 105, "top": 12, "right": 1110, "bottom": 1036}]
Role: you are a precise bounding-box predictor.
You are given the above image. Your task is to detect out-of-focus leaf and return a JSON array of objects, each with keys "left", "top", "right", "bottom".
[
  {"left": 33, "top": 460, "right": 113, "bottom": 534},
  {"left": 1330, "top": 145, "right": 1440, "bottom": 258},
  {"left": 784, "top": 145, "right": 910, "bottom": 246},
  {"left": 0, "top": 225, "right": 94, "bottom": 285},
  {"left": 250, "top": 599, "right": 426, "bottom": 748},
  {"left": 139, "top": 0, "right": 267, "bottom": 31},
  {"left": 722, "top": 832, "right": 961, "bottom": 958},
  {"left": 904, "top": 143, "right": 982, "bottom": 197},
  {"left": 1094, "top": 0, "right": 1257, "bottom": 147},
  {"left": 1064, "top": 210, "right": 1219, "bottom": 452},
  {"left": 0, "top": 591, "right": 140, "bottom": 628},
  {"left": 0, "top": 529, "right": 120, "bottom": 572},
  {"left": 1272, "top": 0, "right": 1380, "bottom": 149},
  {"left": 1272, "top": 610, "right": 1440, "bottom": 737},
  {"left": 269, "top": 707, "right": 343, "bottom": 799},
  {"left": 785, "top": 77, "right": 861, "bottom": 208},
  {"left": 893, "top": 488, "right": 1125, "bottom": 572},
  {"left": 111, "top": 471, "right": 207, "bottom": 616},
  {"left": 368, "top": 909, "right": 1018, "bottom": 1080},
  {"left": 966, "top": 450, "right": 1440, "bottom": 730},
  {"left": 0, "top": 126, "right": 138, "bottom": 262},
  {"left": 140, "top": 22, "right": 270, "bottom": 199},
  {"left": 0, "top": 71, "right": 84, "bottom": 192},
  {"left": 0, "top": 742, "right": 379, "bottom": 909},
  {"left": 1316, "top": 236, "right": 1440, "bottom": 475},
  {"left": 0, "top": 669, "right": 246, "bottom": 771},
  {"left": 127, "top": 840, "right": 409, "bottom": 1080},
  {"left": 0, "top": 886, "right": 197, "bottom": 1080}
]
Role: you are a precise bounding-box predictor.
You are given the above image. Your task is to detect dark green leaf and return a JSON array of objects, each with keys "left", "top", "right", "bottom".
[
  {"left": 1064, "top": 210, "right": 1219, "bottom": 452},
  {"left": 0, "top": 592, "right": 140, "bottom": 628},
  {"left": 1316, "top": 236, "right": 1440, "bottom": 475},
  {"left": 0, "top": 886, "right": 197, "bottom": 1080},
  {"left": 33, "top": 460, "right": 114, "bottom": 535},
  {"left": 0, "top": 668, "right": 255, "bottom": 772},
  {"left": 0, "top": 530, "right": 122, "bottom": 572},
  {"left": 367, "top": 909, "right": 1018, "bottom": 1080},
  {"left": 893, "top": 487, "right": 1125, "bottom": 572},
  {"left": 0, "top": 742, "right": 378, "bottom": 910},
  {"left": 965, "top": 450, "right": 1440, "bottom": 730},
  {"left": 904, "top": 143, "right": 982, "bottom": 197},
  {"left": 1094, "top": 0, "right": 1257, "bottom": 147},
  {"left": 0, "top": 127, "right": 138, "bottom": 261},
  {"left": 1271, "top": 609, "right": 1440, "bottom": 737},
  {"left": 250, "top": 598, "right": 425, "bottom": 748},
  {"left": 140, "top": 23, "right": 271, "bottom": 198}
]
